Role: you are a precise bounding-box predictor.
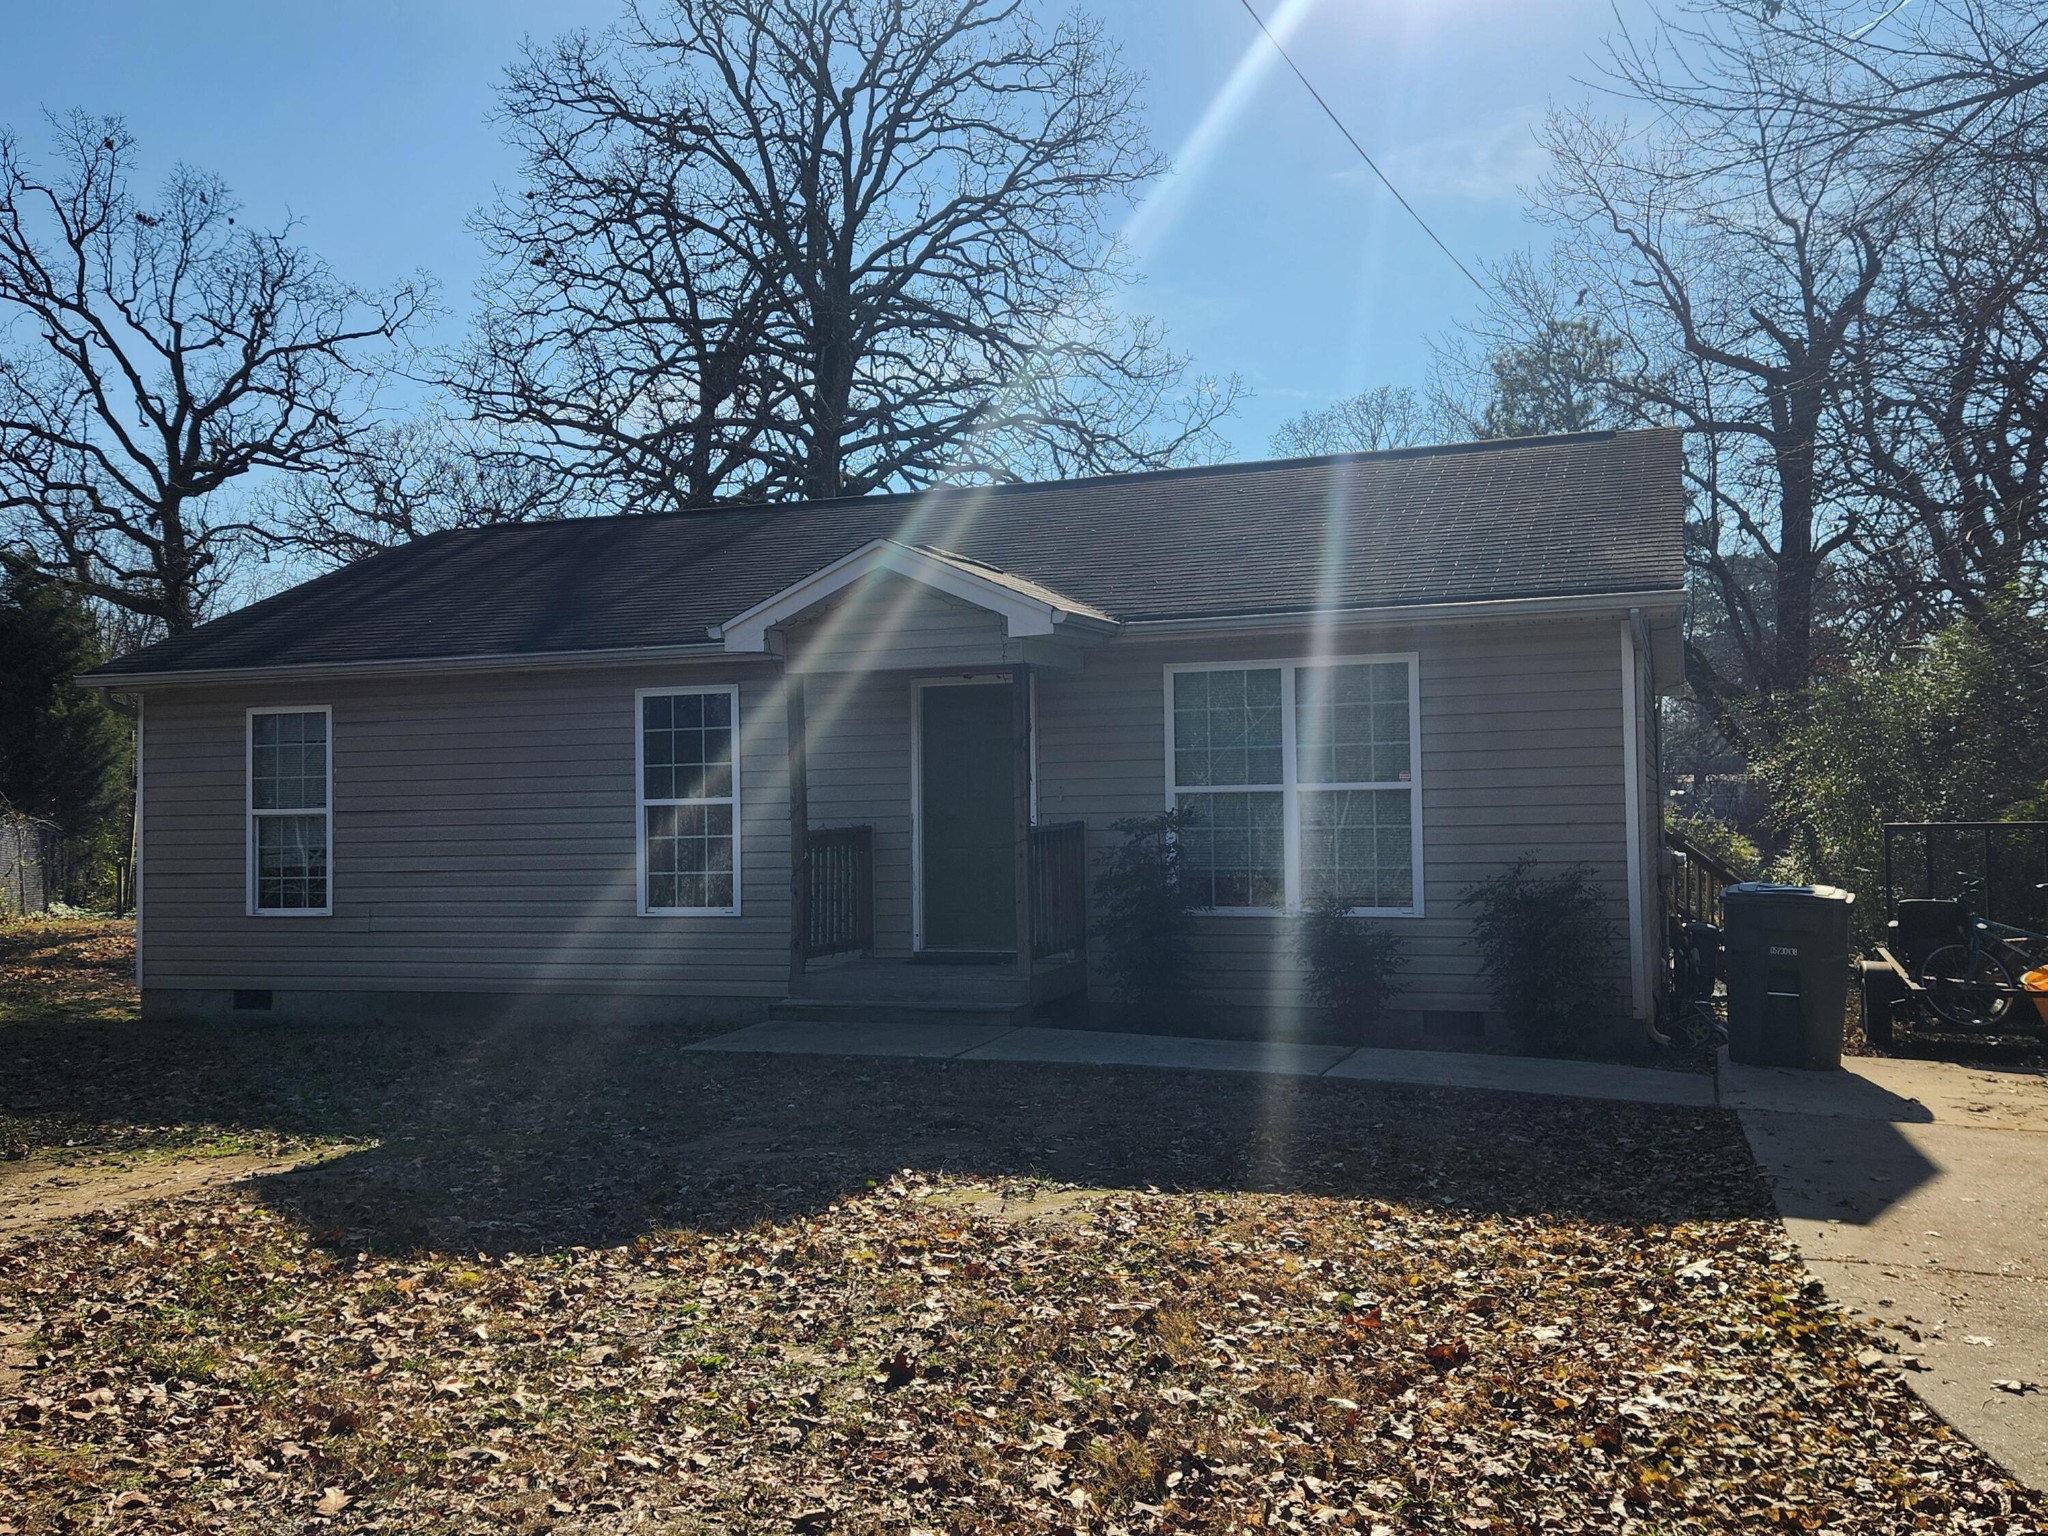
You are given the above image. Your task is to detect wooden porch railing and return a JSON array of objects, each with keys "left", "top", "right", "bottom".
[
  {"left": 1028, "top": 820, "right": 1088, "bottom": 961},
  {"left": 1664, "top": 827, "right": 1743, "bottom": 928},
  {"left": 803, "top": 825, "right": 874, "bottom": 961}
]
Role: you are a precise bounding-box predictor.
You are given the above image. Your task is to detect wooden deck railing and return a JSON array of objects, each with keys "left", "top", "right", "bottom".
[
  {"left": 1664, "top": 827, "right": 1743, "bottom": 928},
  {"left": 803, "top": 825, "right": 874, "bottom": 961},
  {"left": 1028, "top": 820, "right": 1088, "bottom": 961}
]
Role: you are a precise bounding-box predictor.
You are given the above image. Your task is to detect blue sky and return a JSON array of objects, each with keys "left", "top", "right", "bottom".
[{"left": 0, "top": 0, "right": 1639, "bottom": 460}]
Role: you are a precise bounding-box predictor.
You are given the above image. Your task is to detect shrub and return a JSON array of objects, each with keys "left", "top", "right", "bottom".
[
  {"left": 1756, "top": 613, "right": 2048, "bottom": 936},
  {"left": 1293, "top": 895, "right": 1407, "bottom": 1038},
  {"left": 1093, "top": 808, "right": 1204, "bottom": 1022},
  {"left": 1459, "top": 856, "right": 1618, "bottom": 1056},
  {"left": 1664, "top": 810, "right": 1762, "bottom": 881}
]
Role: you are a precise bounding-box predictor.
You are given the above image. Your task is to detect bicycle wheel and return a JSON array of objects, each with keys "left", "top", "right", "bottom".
[{"left": 1919, "top": 945, "right": 2015, "bottom": 1029}]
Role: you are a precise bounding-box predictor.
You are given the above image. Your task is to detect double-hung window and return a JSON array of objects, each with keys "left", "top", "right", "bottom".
[
  {"left": 248, "top": 707, "right": 331, "bottom": 915},
  {"left": 1168, "top": 656, "right": 1421, "bottom": 915},
  {"left": 639, "top": 686, "right": 740, "bottom": 915}
]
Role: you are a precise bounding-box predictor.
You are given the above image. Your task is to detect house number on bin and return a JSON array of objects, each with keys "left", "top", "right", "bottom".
[{"left": 1770, "top": 946, "right": 1799, "bottom": 957}]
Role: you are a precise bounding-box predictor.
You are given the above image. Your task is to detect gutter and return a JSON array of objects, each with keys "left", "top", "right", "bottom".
[
  {"left": 84, "top": 639, "right": 736, "bottom": 691},
  {"left": 1119, "top": 587, "right": 1686, "bottom": 635},
  {"left": 84, "top": 586, "right": 1684, "bottom": 690}
]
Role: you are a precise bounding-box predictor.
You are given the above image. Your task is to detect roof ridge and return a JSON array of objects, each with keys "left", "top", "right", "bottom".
[{"left": 419, "top": 428, "right": 1662, "bottom": 540}]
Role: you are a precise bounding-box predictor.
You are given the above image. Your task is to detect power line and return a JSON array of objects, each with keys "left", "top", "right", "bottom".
[{"left": 1235, "top": 0, "right": 1488, "bottom": 295}]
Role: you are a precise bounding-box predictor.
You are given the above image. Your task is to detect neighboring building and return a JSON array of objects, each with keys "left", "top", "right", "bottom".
[{"left": 85, "top": 430, "right": 1684, "bottom": 1043}]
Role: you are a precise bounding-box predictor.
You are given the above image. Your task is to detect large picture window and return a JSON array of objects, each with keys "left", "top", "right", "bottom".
[
  {"left": 638, "top": 686, "right": 740, "bottom": 915},
  {"left": 1167, "top": 657, "right": 1421, "bottom": 915},
  {"left": 248, "top": 707, "right": 331, "bottom": 915}
]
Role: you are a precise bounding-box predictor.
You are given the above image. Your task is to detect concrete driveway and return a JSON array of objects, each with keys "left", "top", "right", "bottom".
[{"left": 1726, "top": 1053, "right": 2048, "bottom": 1490}]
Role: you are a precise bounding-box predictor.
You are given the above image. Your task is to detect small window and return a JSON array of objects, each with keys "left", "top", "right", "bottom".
[
  {"left": 1167, "top": 657, "right": 1421, "bottom": 915},
  {"left": 638, "top": 687, "right": 741, "bottom": 915},
  {"left": 248, "top": 708, "right": 331, "bottom": 916}
]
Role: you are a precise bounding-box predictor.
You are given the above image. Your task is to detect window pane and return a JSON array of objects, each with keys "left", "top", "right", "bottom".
[
  {"left": 1297, "top": 663, "right": 1409, "bottom": 785},
  {"left": 250, "top": 720, "right": 327, "bottom": 819},
  {"left": 1172, "top": 669, "right": 1282, "bottom": 788},
  {"left": 1300, "top": 789, "right": 1413, "bottom": 909},
  {"left": 1176, "top": 792, "right": 1284, "bottom": 908},
  {"left": 645, "top": 801, "right": 736, "bottom": 909},
  {"left": 255, "top": 813, "right": 328, "bottom": 910},
  {"left": 251, "top": 712, "right": 327, "bottom": 810},
  {"left": 642, "top": 692, "right": 735, "bottom": 801}
]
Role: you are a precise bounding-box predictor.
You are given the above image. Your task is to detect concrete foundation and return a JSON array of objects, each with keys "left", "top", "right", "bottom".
[{"left": 140, "top": 987, "right": 771, "bottom": 1031}]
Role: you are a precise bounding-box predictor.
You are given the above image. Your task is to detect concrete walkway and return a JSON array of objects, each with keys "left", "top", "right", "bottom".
[
  {"left": 1725, "top": 1053, "right": 2048, "bottom": 1491},
  {"left": 688, "top": 1019, "right": 1716, "bottom": 1105}
]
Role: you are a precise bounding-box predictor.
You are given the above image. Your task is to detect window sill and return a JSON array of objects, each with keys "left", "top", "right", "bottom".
[{"left": 1195, "top": 906, "right": 1424, "bottom": 919}]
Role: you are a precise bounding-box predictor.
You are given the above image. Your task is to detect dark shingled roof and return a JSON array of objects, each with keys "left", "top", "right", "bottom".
[{"left": 90, "top": 429, "right": 1683, "bottom": 680}]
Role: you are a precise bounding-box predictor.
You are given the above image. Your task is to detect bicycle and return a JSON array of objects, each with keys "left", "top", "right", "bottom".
[{"left": 1917, "top": 873, "right": 2048, "bottom": 1030}]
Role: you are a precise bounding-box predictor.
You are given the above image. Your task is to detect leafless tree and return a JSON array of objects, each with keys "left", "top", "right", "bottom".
[
  {"left": 1650, "top": 1, "right": 2048, "bottom": 176},
  {"left": 270, "top": 418, "right": 563, "bottom": 567},
  {"left": 1479, "top": 23, "right": 1899, "bottom": 747},
  {"left": 1839, "top": 166, "right": 2048, "bottom": 629},
  {"left": 0, "top": 114, "right": 427, "bottom": 633},
  {"left": 1622, "top": 5, "right": 2048, "bottom": 681},
  {"left": 462, "top": 0, "right": 1237, "bottom": 510},
  {"left": 1269, "top": 385, "right": 1444, "bottom": 458}
]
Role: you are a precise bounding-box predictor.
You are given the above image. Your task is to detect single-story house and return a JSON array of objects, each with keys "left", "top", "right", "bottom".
[{"left": 85, "top": 428, "right": 1685, "bottom": 1043}]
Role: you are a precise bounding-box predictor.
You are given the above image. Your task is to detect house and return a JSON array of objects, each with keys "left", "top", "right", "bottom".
[{"left": 85, "top": 429, "right": 1686, "bottom": 1042}]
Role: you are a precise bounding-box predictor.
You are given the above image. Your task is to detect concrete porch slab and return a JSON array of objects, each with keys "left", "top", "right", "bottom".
[
  {"left": 960, "top": 1027, "right": 1350, "bottom": 1077},
  {"left": 1322, "top": 1045, "right": 1716, "bottom": 1106},
  {"left": 686, "top": 1019, "right": 1014, "bottom": 1059}
]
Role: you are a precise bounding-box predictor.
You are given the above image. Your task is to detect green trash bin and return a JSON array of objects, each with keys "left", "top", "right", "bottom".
[{"left": 1722, "top": 883, "right": 1856, "bottom": 1070}]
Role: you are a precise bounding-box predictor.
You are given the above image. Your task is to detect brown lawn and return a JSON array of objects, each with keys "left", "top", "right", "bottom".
[{"left": 0, "top": 918, "right": 2035, "bottom": 1534}]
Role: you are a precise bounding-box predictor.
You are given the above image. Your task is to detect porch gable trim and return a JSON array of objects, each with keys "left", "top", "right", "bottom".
[{"left": 712, "top": 538, "right": 1119, "bottom": 653}]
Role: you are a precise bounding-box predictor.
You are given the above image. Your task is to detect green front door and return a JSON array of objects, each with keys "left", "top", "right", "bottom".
[{"left": 919, "top": 682, "right": 1016, "bottom": 953}]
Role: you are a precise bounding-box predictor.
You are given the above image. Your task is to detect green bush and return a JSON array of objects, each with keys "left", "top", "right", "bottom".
[
  {"left": 1664, "top": 810, "right": 1762, "bottom": 881},
  {"left": 1459, "top": 856, "right": 1618, "bottom": 1056},
  {"left": 1757, "top": 612, "right": 2048, "bottom": 933},
  {"left": 1092, "top": 808, "right": 1204, "bottom": 1022},
  {"left": 1293, "top": 895, "right": 1407, "bottom": 1038}
]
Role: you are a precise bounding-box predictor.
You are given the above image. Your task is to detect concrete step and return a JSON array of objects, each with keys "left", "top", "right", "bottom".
[{"left": 767, "top": 997, "right": 1034, "bottom": 1029}]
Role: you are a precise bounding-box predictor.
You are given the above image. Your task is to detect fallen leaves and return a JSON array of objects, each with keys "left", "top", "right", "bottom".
[
  {"left": 0, "top": 925, "right": 2039, "bottom": 1533},
  {"left": 0, "top": 1175, "right": 2039, "bottom": 1535}
]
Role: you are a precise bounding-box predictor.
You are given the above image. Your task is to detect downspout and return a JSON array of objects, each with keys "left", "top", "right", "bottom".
[
  {"left": 130, "top": 694, "right": 144, "bottom": 991},
  {"left": 1619, "top": 611, "right": 1651, "bottom": 1025}
]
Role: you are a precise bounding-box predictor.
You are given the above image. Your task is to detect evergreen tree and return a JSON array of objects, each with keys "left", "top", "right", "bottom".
[{"left": 0, "top": 552, "right": 130, "bottom": 902}]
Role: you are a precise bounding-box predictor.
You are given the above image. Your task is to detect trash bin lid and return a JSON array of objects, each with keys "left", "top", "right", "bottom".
[{"left": 1722, "top": 881, "right": 1855, "bottom": 904}]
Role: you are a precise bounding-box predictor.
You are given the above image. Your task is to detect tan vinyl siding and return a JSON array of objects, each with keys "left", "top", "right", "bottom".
[
  {"left": 1035, "top": 617, "right": 1634, "bottom": 1014},
  {"left": 139, "top": 661, "right": 790, "bottom": 997},
  {"left": 800, "top": 670, "right": 915, "bottom": 957},
  {"left": 785, "top": 573, "right": 1010, "bottom": 674},
  {"left": 136, "top": 609, "right": 1642, "bottom": 1019}
]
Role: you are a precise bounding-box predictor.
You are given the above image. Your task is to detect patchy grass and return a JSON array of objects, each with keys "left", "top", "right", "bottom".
[
  {"left": 0, "top": 920, "right": 2039, "bottom": 1532},
  {"left": 0, "top": 919, "right": 323, "bottom": 1164}
]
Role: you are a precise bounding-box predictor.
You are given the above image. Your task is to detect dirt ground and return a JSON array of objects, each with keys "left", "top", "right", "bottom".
[{"left": 0, "top": 919, "right": 2039, "bottom": 1533}]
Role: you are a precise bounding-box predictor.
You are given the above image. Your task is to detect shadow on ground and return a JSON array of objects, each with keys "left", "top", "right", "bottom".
[{"left": 1, "top": 1013, "right": 1781, "bottom": 1253}]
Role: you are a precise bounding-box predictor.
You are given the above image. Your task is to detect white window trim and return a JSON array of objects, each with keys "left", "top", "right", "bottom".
[
  {"left": 636, "top": 684, "right": 743, "bottom": 918},
  {"left": 246, "top": 705, "right": 334, "bottom": 918},
  {"left": 1162, "top": 654, "right": 1424, "bottom": 918}
]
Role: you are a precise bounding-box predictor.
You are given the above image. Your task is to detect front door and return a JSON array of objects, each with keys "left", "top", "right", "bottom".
[{"left": 918, "top": 681, "right": 1016, "bottom": 953}]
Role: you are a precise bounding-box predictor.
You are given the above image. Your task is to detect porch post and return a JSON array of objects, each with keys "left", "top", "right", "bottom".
[
  {"left": 1012, "top": 663, "right": 1033, "bottom": 980},
  {"left": 787, "top": 670, "right": 809, "bottom": 990}
]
